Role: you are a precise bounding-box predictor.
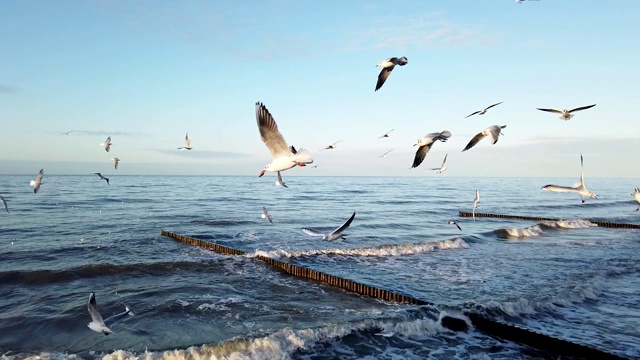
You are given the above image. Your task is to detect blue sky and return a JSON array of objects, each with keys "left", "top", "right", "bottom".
[{"left": 1, "top": 0, "right": 638, "bottom": 177}]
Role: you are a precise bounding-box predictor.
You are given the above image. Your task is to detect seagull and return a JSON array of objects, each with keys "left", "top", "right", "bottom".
[
  {"left": 275, "top": 171, "right": 288, "bottom": 188},
  {"left": 92, "top": 172, "right": 110, "bottom": 186},
  {"left": 632, "top": 188, "right": 640, "bottom": 211},
  {"left": 378, "top": 149, "right": 393, "bottom": 159},
  {"left": 542, "top": 155, "right": 598, "bottom": 203},
  {"left": 536, "top": 104, "right": 596, "bottom": 121},
  {"left": 302, "top": 211, "right": 356, "bottom": 241},
  {"left": 30, "top": 169, "right": 44, "bottom": 194},
  {"left": 256, "top": 102, "right": 313, "bottom": 177},
  {"left": 87, "top": 292, "right": 133, "bottom": 336},
  {"left": 472, "top": 190, "right": 480, "bottom": 221},
  {"left": 61, "top": 130, "right": 74, "bottom": 135},
  {"left": 448, "top": 220, "right": 461, "bottom": 231},
  {"left": 411, "top": 131, "right": 452, "bottom": 168},
  {"left": 261, "top": 207, "right": 273, "bottom": 223},
  {"left": 111, "top": 158, "right": 120, "bottom": 170},
  {"left": 177, "top": 133, "right": 192, "bottom": 150},
  {"left": 0, "top": 195, "right": 8, "bottom": 213},
  {"left": 431, "top": 153, "right": 448, "bottom": 174},
  {"left": 464, "top": 102, "right": 503, "bottom": 118},
  {"left": 101, "top": 136, "right": 112, "bottom": 152},
  {"left": 462, "top": 125, "right": 506, "bottom": 152},
  {"left": 378, "top": 129, "right": 395, "bottom": 139},
  {"left": 375, "top": 56, "right": 408, "bottom": 91},
  {"left": 320, "top": 140, "right": 342, "bottom": 151}
]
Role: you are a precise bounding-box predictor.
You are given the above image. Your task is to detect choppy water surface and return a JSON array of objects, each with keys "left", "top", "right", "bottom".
[{"left": 0, "top": 175, "right": 639, "bottom": 359}]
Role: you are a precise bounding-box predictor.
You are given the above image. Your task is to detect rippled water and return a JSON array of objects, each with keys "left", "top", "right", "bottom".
[{"left": 1, "top": 175, "right": 639, "bottom": 359}]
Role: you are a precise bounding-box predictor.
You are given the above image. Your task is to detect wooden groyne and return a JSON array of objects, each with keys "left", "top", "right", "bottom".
[
  {"left": 161, "top": 230, "right": 628, "bottom": 360},
  {"left": 459, "top": 211, "right": 640, "bottom": 229}
]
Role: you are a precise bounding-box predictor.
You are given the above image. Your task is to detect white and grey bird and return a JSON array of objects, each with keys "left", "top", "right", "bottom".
[
  {"left": 256, "top": 102, "right": 314, "bottom": 177},
  {"left": 464, "top": 102, "right": 503, "bottom": 119},
  {"left": 448, "top": 220, "right": 462, "bottom": 231},
  {"left": 536, "top": 104, "right": 596, "bottom": 121},
  {"left": 177, "top": 133, "right": 192, "bottom": 150},
  {"left": 87, "top": 292, "right": 133, "bottom": 336},
  {"left": 30, "top": 169, "right": 44, "bottom": 194},
  {"left": 462, "top": 125, "right": 506, "bottom": 152},
  {"left": 92, "top": 172, "right": 110, "bottom": 186},
  {"left": 412, "top": 130, "right": 452, "bottom": 168},
  {"left": 375, "top": 57, "right": 408, "bottom": 91},
  {"left": 320, "top": 140, "right": 342, "bottom": 151},
  {"left": 542, "top": 155, "right": 598, "bottom": 203},
  {"left": 101, "top": 136, "right": 112, "bottom": 152},
  {"left": 302, "top": 211, "right": 356, "bottom": 241},
  {"left": 378, "top": 129, "right": 395, "bottom": 139},
  {"left": 431, "top": 153, "right": 448, "bottom": 174},
  {"left": 0, "top": 195, "right": 8, "bottom": 213},
  {"left": 378, "top": 149, "right": 393, "bottom": 159},
  {"left": 275, "top": 171, "right": 288, "bottom": 188},
  {"left": 261, "top": 207, "right": 273, "bottom": 223},
  {"left": 111, "top": 158, "right": 120, "bottom": 170},
  {"left": 632, "top": 187, "right": 640, "bottom": 211},
  {"left": 472, "top": 190, "right": 480, "bottom": 222},
  {"left": 62, "top": 130, "right": 74, "bottom": 135}
]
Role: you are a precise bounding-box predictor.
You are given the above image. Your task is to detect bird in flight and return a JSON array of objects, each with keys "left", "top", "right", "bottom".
[
  {"left": 92, "top": 172, "right": 110, "bottom": 186},
  {"left": 87, "top": 292, "right": 133, "bottom": 336},
  {"left": 542, "top": 155, "right": 598, "bottom": 203},
  {"left": 378, "top": 149, "right": 394, "bottom": 159},
  {"left": 111, "top": 158, "right": 120, "bottom": 170},
  {"left": 320, "top": 140, "right": 342, "bottom": 151},
  {"left": 30, "top": 169, "right": 44, "bottom": 194},
  {"left": 261, "top": 207, "right": 273, "bottom": 223},
  {"left": 275, "top": 171, "right": 288, "bottom": 188},
  {"left": 412, "top": 131, "right": 451, "bottom": 168},
  {"left": 378, "top": 129, "right": 395, "bottom": 139},
  {"left": 536, "top": 104, "right": 596, "bottom": 121},
  {"left": 462, "top": 125, "right": 506, "bottom": 152},
  {"left": 632, "top": 188, "right": 640, "bottom": 211},
  {"left": 448, "top": 220, "right": 462, "bottom": 231},
  {"left": 431, "top": 154, "right": 448, "bottom": 174},
  {"left": 177, "top": 133, "right": 193, "bottom": 150},
  {"left": 101, "top": 136, "right": 112, "bottom": 152},
  {"left": 464, "top": 102, "right": 503, "bottom": 118},
  {"left": 375, "top": 57, "right": 408, "bottom": 91},
  {"left": 0, "top": 195, "right": 8, "bottom": 213},
  {"left": 302, "top": 212, "right": 356, "bottom": 241},
  {"left": 472, "top": 190, "right": 480, "bottom": 221}
]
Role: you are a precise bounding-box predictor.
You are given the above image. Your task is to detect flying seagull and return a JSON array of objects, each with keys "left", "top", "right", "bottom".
[
  {"left": 464, "top": 102, "right": 503, "bottom": 119},
  {"left": 30, "top": 169, "right": 44, "bottom": 194},
  {"left": 536, "top": 104, "right": 596, "bottom": 121},
  {"left": 431, "top": 153, "right": 448, "bottom": 174},
  {"left": 462, "top": 125, "right": 506, "bottom": 152},
  {"left": 302, "top": 211, "right": 356, "bottom": 241},
  {"left": 378, "top": 149, "right": 394, "bottom": 159},
  {"left": 0, "top": 195, "right": 8, "bottom": 213},
  {"left": 87, "top": 292, "right": 133, "bottom": 336},
  {"left": 448, "top": 220, "right": 461, "bottom": 231},
  {"left": 375, "top": 57, "right": 408, "bottom": 91},
  {"left": 177, "top": 133, "right": 192, "bottom": 150},
  {"left": 632, "top": 187, "right": 640, "bottom": 211},
  {"left": 412, "top": 130, "right": 452, "bottom": 168},
  {"left": 542, "top": 155, "right": 597, "bottom": 203},
  {"left": 62, "top": 130, "right": 74, "bottom": 135},
  {"left": 256, "top": 102, "right": 313, "bottom": 177},
  {"left": 111, "top": 158, "right": 120, "bottom": 170},
  {"left": 320, "top": 140, "right": 342, "bottom": 151},
  {"left": 472, "top": 190, "right": 480, "bottom": 221},
  {"left": 92, "top": 172, "right": 110, "bottom": 186},
  {"left": 261, "top": 207, "right": 273, "bottom": 223},
  {"left": 101, "top": 136, "right": 112, "bottom": 152},
  {"left": 378, "top": 129, "right": 395, "bottom": 139},
  {"left": 275, "top": 171, "right": 288, "bottom": 188}
]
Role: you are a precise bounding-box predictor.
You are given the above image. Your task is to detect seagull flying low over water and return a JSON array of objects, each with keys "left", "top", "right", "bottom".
[
  {"left": 92, "top": 172, "right": 110, "bottom": 186},
  {"left": 177, "top": 133, "right": 192, "bottom": 150},
  {"left": 431, "top": 153, "right": 448, "bottom": 174},
  {"left": 542, "top": 155, "right": 597, "bottom": 203},
  {"left": 87, "top": 292, "right": 133, "bottom": 336},
  {"left": 320, "top": 140, "right": 342, "bottom": 151},
  {"left": 378, "top": 129, "right": 395, "bottom": 139},
  {"left": 30, "top": 169, "right": 44, "bottom": 194},
  {"left": 101, "top": 136, "right": 112, "bottom": 152},
  {"left": 632, "top": 188, "right": 640, "bottom": 211},
  {"left": 412, "top": 131, "right": 452, "bottom": 168},
  {"left": 462, "top": 125, "right": 506, "bottom": 152},
  {"left": 536, "top": 104, "right": 596, "bottom": 121},
  {"left": 464, "top": 102, "right": 503, "bottom": 119},
  {"left": 378, "top": 149, "right": 393, "bottom": 159},
  {"left": 275, "top": 171, "right": 288, "bottom": 188},
  {"left": 111, "top": 158, "right": 120, "bottom": 170},
  {"left": 448, "top": 220, "right": 461, "bottom": 231},
  {"left": 302, "top": 211, "right": 356, "bottom": 241},
  {"left": 473, "top": 190, "right": 480, "bottom": 222},
  {"left": 0, "top": 195, "right": 8, "bottom": 213},
  {"left": 261, "top": 207, "right": 273, "bottom": 223},
  {"left": 62, "top": 130, "right": 73, "bottom": 135},
  {"left": 375, "top": 57, "right": 408, "bottom": 91},
  {"left": 256, "top": 102, "right": 314, "bottom": 177}
]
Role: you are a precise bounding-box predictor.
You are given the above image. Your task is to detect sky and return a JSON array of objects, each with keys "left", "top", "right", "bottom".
[{"left": 1, "top": 0, "right": 639, "bottom": 177}]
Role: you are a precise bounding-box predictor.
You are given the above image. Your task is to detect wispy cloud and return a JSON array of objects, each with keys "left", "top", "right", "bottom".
[
  {"left": 153, "top": 149, "right": 251, "bottom": 159},
  {"left": 0, "top": 85, "right": 21, "bottom": 94}
]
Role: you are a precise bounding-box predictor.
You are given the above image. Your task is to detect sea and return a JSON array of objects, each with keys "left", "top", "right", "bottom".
[{"left": 0, "top": 175, "right": 639, "bottom": 360}]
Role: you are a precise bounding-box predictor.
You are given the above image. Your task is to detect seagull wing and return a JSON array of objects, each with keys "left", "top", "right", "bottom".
[
  {"left": 302, "top": 228, "right": 325, "bottom": 237},
  {"left": 330, "top": 211, "right": 356, "bottom": 236},
  {"left": 412, "top": 143, "right": 433, "bottom": 168},
  {"left": 88, "top": 293, "right": 105, "bottom": 325},
  {"left": 256, "top": 102, "right": 290, "bottom": 157},
  {"left": 462, "top": 131, "right": 487, "bottom": 152},
  {"left": 262, "top": 207, "right": 272, "bottom": 223},
  {"left": 104, "top": 306, "right": 132, "bottom": 327},
  {"left": 185, "top": 133, "right": 191, "bottom": 148},
  {"left": 579, "top": 154, "right": 585, "bottom": 187},
  {"left": 542, "top": 184, "right": 578, "bottom": 193},
  {"left": 440, "top": 153, "right": 448, "bottom": 168},
  {"left": 36, "top": 169, "right": 44, "bottom": 183},
  {"left": 0, "top": 196, "right": 8, "bottom": 213},
  {"left": 568, "top": 104, "right": 596, "bottom": 113},
  {"left": 455, "top": 223, "right": 462, "bottom": 231},
  {"left": 537, "top": 108, "right": 563, "bottom": 114},
  {"left": 375, "top": 66, "right": 395, "bottom": 91},
  {"left": 485, "top": 101, "right": 503, "bottom": 110},
  {"left": 464, "top": 110, "right": 481, "bottom": 118},
  {"left": 488, "top": 125, "right": 505, "bottom": 144}
]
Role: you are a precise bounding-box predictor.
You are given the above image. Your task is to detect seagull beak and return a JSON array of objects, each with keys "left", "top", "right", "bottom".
[{"left": 258, "top": 170, "right": 265, "bottom": 177}]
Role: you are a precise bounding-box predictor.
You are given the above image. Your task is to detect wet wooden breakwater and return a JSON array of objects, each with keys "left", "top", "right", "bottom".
[{"left": 459, "top": 211, "right": 640, "bottom": 229}]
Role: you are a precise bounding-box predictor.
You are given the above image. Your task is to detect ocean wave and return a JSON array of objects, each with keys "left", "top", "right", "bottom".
[
  {"left": 495, "top": 219, "right": 597, "bottom": 239},
  {"left": 249, "top": 238, "right": 469, "bottom": 259}
]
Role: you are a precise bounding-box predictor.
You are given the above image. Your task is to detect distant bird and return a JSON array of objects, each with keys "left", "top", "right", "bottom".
[
  {"left": 30, "top": 169, "right": 44, "bottom": 194},
  {"left": 302, "top": 211, "right": 356, "bottom": 241},
  {"left": 516, "top": 0, "right": 539, "bottom": 3},
  {"left": 472, "top": 190, "right": 480, "bottom": 221},
  {"left": 261, "top": 207, "right": 273, "bottom": 223},
  {"left": 412, "top": 130, "right": 452, "bottom": 168},
  {"left": 462, "top": 125, "right": 506, "bottom": 152},
  {"left": 92, "top": 172, "right": 110, "bottom": 186},
  {"left": 177, "top": 133, "right": 192, "bottom": 150},
  {"left": 464, "top": 102, "right": 503, "bottom": 119},
  {"left": 320, "top": 140, "right": 342, "bottom": 151},
  {"left": 378, "top": 129, "right": 395, "bottom": 139},
  {"left": 61, "top": 130, "right": 74, "bottom": 135},
  {"left": 375, "top": 56, "right": 408, "bottom": 91},
  {"left": 542, "top": 155, "right": 597, "bottom": 203},
  {"left": 378, "top": 149, "right": 394, "bottom": 159},
  {"left": 256, "top": 102, "right": 314, "bottom": 177},
  {"left": 0, "top": 195, "right": 8, "bottom": 213},
  {"left": 536, "top": 104, "right": 596, "bottom": 121},
  {"left": 431, "top": 153, "right": 448, "bottom": 174},
  {"left": 101, "top": 136, "right": 112, "bottom": 152},
  {"left": 632, "top": 188, "right": 640, "bottom": 211},
  {"left": 87, "top": 292, "right": 133, "bottom": 336},
  {"left": 111, "top": 158, "right": 120, "bottom": 170},
  {"left": 275, "top": 171, "right": 288, "bottom": 188},
  {"left": 448, "top": 220, "right": 461, "bottom": 231}
]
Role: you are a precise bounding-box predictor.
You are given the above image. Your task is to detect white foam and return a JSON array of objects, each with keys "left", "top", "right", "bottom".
[
  {"left": 505, "top": 225, "right": 545, "bottom": 238},
  {"left": 541, "top": 219, "right": 597, "bottom": 229}
]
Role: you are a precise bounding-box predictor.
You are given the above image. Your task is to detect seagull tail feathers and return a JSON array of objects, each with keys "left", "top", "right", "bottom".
[{"left": 293, "top": 149, "right": 314, "bottom": 164}]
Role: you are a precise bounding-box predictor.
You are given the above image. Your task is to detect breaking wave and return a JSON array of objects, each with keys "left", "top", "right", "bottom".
[{"left": 495, "top": 219, "right": 597, "bottom": 239}]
